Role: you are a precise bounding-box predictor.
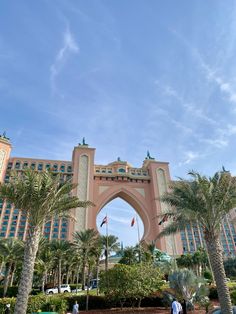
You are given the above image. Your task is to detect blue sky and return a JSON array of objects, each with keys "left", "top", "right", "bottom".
[{"left": 1, "top": 0, "right": 236, "bottom": 246}]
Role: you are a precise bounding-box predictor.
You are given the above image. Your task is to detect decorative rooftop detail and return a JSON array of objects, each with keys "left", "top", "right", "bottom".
[
  {"left": 78, "top": 137, "right": 88, "bottom": 146},
  {"left": 0, "top": 131, "right": 10, "bottom": 142},
  {"left": 146, "top": 150, "right": 155, "bottom": 160}
]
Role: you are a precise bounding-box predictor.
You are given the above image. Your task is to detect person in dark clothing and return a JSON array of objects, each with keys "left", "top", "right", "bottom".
[
  {"left": 5, "top": 304, "right": 11, "bottom": 314},
  {"left": 181, "top": 299, "right": 187, "bottom": 314}
]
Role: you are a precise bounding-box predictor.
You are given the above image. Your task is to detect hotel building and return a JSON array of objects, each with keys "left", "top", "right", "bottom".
[{"left": 0, "top": 133, "right": 236, "bottom": 257}]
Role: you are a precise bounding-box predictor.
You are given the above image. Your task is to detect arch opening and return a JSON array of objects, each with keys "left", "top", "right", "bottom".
[{"left": 97, "top": 197, "right": 144, "bottom": 247}]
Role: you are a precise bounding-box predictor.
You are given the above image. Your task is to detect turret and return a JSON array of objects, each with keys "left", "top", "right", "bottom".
[{"left": 0, "top": 132, "right": 12, "bottom": 183}]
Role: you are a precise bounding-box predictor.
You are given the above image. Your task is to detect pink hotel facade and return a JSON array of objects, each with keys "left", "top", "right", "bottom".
[{"left": 1, "top": 133, "right": 236, "bottom": 257}]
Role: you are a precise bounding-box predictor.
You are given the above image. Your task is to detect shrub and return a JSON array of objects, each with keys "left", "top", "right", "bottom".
[
  {"left": 231, "top": 290, "right": 236, "bottom": 305},
  {"left": 0, "top": 297, "right": 15, "bottom": 313},
  {"left": 0, "top": 286, "right": 18, "bottom": 297}
]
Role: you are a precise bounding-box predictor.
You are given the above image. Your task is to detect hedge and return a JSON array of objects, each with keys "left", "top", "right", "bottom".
[
  {"left": 0, "top": 286, "right": 41, "bottom": 298},
  {"left": 0, "top": 294, "right": 166, "bottom": 313}
]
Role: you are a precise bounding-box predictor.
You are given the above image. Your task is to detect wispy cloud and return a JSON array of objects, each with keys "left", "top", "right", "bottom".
[
  {"left": 200, "top": 124, "right": 236, "bottom": 149},
  {"left": 155, "top": 81, "right": 217, "bottom": 126},
  {"left": 170, "top": 29, "right": 236, "bottom": 106},
  {"left": 109, "top": 215, "right": 132, "bottom": 226},
  {"left": 178, "top": 151, "right": 201, "bottom": 166},
  {"left": 50, "top": 26, "right": 79, "bottom": 94},
  {"left": 197, "top": 57, "right": 236, "bottom": 105}
]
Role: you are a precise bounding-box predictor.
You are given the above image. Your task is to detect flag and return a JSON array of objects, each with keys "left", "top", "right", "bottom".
[
  {"left": 100, "top": 216, "right": 107, "bottom": 227},
  {"left": 131, "top": 217, "right": 135, "bottom": 227},
  {"left": 158, "top": 214, "right": 168, "bottom": 225}
]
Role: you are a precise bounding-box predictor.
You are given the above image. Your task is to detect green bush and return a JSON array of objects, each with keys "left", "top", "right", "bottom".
[
  {"left": 0, "top": 297, "right": 15, "bottom": 313},
  {"left": 0, "top": 286, "right": 18, "bottom": 297},
  {"left": 69, "top": 283, "right": 82, "bottom": 290},
  {"left": 0, "top": 292, "right": 166, "bottom": 312},
  {"left": 0, "top": 285, "right": 41, "bottom": 297},
  {"left": 231, "top": 290, "right": 236, "bottom": 305}
]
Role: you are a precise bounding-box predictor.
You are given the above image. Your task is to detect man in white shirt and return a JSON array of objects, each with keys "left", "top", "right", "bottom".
[{"left": 171, "top": 298, "right": 183, "bottom": 314}]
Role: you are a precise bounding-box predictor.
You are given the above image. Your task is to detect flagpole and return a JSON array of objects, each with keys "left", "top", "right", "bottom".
[
  {"left": 136, "top": 214, "right": 141, "bottom": 243},
  {"left": 106, "top": 213, "right": 109, "bottom": 272},
  {"left": 136, "top": 214, "right": 142, "bottom": 263}
]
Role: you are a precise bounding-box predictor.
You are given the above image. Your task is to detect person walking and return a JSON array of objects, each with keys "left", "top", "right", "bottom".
[
  {"left": 72, "top": 300, "right": 79, "bottom": 314},
  {"left": 181, "top": 299, "right": 187, "bottom": 314},
  {"left": 5, "top": 304, "right": 11, "bottom": 314},
  {"left": 171, "top": 298, "right": 182, "bottom": 314}
]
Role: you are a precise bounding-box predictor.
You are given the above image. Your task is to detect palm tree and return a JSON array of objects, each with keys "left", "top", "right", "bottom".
[
  {"left": 73, "top": 228, "right": 98, "bottom": 289},
  {"left": 89, "top": 239, "right": 103, "bottom": 295},
  {"left": 101, "top": 235, "right": 120, "bottom": 271},
  {"left": 35, "top": 239, "right": 54, "bottom": 293},
  {"left": 157, "top": 170, "right": 236, "bottom": 314},
  {"left": 119, "top": 246, "right": 138, "bottom": 265},
  {"left": 0, "top": 170, "right": 89, "bottom": 314},
  {"left": 0, "top": 238, "right": 24, "bottom": 296},
  {"left": 50, "top": 240, "right": 71, "bottom": 293}
]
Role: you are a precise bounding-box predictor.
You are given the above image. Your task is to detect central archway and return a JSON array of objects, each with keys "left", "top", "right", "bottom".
[
  {"left": 97, "top": 197, "right": 144, "bottom": 247},
  {"left": 87, "top": 185, "right": 152, "bottom": 243}
]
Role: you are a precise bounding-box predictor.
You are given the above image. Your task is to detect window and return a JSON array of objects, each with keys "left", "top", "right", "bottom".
[
  {"left": 53, "top": 164, "right": 58, "bottom": 172},
  {"left": 7, "top": 162, "right": 13, "bottom": 170},
  {"left": 67, "top": 165, "right": 72, "bottom": 173},
  {"left": 4, "top": 175, "right": 9, "bottom": 183},
  {"left": 38, "top": 163, "right": 43, "bottom": 171},
  {"left": 53, "top": 228, "right": 58, "bottom": 232},
  {"left": 5, "top": 210, "right": 10, "bottom": 214},
  {"left": 61, "top": 228, "right": 67, "bottom": 232},
  {"left": 3, "top": 221, "right": 8, "bottom": 225},
  {"left": 31, "top": 163, "right": 36, "bottom": 170},
  {"left": 60, "top": 165, "right": 65, "bottom": 172},
  {"left": 118, "top": 168, "right": 125, "bottom": 173},
  {"left": 15, "top": 162, "right": 21, "bottom": 170},
  {"left": 52, "top": 234, "right": 58, "bottom": 238},
  {"left": 23, "top": 162, "right": 28, "bottom": 169},
  {"left": 0, "top": 232, "right": 5, "bottom": 237},
  {"left": 46, "top": 164, "right": 51, "bottom": 170},
  {"left": 9, "top": 233, "right": 15, "bottom": 237}
]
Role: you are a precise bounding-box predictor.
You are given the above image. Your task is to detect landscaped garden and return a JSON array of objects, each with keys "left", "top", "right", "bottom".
[{"left": 1, "top": 169, "right": 236, "bottom": 313}]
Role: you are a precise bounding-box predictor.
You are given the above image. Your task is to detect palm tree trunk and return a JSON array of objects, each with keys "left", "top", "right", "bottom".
[
  {"left": 58, "top": 258, "right": 62, "bottom": 293},
  {"left": 82, "top": 258, "right": 86, "bottom": 290},
  {"left": 105, "top": 249, "right": 108, "bottom": 272},
  {"left": 86, "top": 265, "right": 91, "bottom": 312},
  {"left": 66, "top": 267, "right": 70, "bottom": 284},
  {"left": 96, "top": 259, "right": 99, "bottom": 296},
  {"left": 14, "top": 227, "right": 41, "bottom": 314},
  {"left": 205, "top": 235, "right": 233, "bottom": 314},
  {"left": 10, "top": 263, "right": 16, "bottom": 286},
  {"left": 76, "top": 266, "right": 80, "bottom": 292},
  {"left": 41, "top": 270, "right": 47, "bottom": 293},
  {"left": 3, "top": 261, "right": 13, "bottom": 297},
  {"left": 0, "top": 261, "right": 4, "bottom": 274}
]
